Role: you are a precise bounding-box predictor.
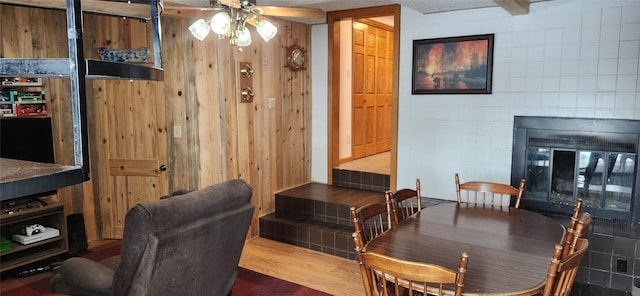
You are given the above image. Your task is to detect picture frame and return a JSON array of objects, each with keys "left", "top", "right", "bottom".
[{"left": 412, "top": 34, "right": 494, "bottom": 94}]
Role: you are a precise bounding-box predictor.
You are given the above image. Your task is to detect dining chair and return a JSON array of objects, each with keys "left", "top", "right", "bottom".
[
  {"left": 543, "top": 237, "right": 589, "bottom": 296},
  {"left": 561, "top": 199, "right": 587, "bottom": 257},
  {"left": 353, "top": 232, "right": 469, "bottom": 296},
  {"left": 563, "top": 212, "right": 592, "bottom": 258},
  {"left": 351, "top": 201, "right": 394, "bottom": 246},
  {"left": 455, "top": 173, "right": 526, "bottom": 208},
  {"left": 387, "top": 178, "right": 422, "bottom": 225}
]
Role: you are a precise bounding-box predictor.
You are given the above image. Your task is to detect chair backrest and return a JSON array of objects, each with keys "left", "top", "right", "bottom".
[
  {"left": 562, "top": 212, "right": 591, "bottom": 258},
  {"left": 543, "top": 238, "right": 589, "bottom": 296},
  {"left": 388, "top": 178, "right": 422, "bottom": 225},
  {"left": 113, "top": 179, "right": 255, "bottom": 296},
  {"left": 561, "top": 199, "right": 583, "bottom": 257},
  {"left": 351, "top": 202, "right": 394, "bottom": 246},
  {"left": 455, "top": 173, "right": 526, "bottom": 208},
  {"left": 353, "top": 232, "right": 469, "bottom": 296}
]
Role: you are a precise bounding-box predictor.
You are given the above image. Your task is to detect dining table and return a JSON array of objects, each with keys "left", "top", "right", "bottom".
[{"left": 364, "top": 202, "right": 566, "bottom": 296}]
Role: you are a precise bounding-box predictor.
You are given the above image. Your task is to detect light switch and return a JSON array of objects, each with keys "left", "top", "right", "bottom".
[
  {"left": 268, "top": 98, "right": 276, "bottom": 109},
  {"left": 173, "top": 125, "right": 182, "bottom": 138}
]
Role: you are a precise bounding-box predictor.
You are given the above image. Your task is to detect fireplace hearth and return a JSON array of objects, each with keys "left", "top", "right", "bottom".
[{"left": 511, "top": 116, "right": 640, "bottom": 228}]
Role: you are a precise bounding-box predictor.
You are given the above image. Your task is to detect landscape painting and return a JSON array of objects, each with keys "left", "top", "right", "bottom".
[{"left": 412, "top": 34, "right": 494, "bottom": 94}]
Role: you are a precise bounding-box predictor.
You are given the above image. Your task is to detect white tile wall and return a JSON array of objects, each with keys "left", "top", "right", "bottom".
[
  {"left": 310, "top": 0, "right": 640, "bottom": 193},
  {"left": 388, "top": 0, "right": 640, "bottom": 199}
]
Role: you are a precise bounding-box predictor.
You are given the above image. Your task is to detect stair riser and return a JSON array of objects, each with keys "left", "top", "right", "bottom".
[
  {"left": 260, "top": 216, "right": 356, "bottom": 260},
  {"left": 275, "top": 195, "right": 352, "bottom": 227},
  {"left": 331, "top": 169, "right": 390, "bottom": 192}
]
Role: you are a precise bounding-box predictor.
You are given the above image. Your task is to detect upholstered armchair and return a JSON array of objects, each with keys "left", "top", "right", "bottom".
[{"left": 50, "top": 179, "right": 255, "bottom": 296}]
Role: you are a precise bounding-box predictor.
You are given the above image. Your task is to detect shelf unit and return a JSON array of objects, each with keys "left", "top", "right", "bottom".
[
  {"left": 0, "top": 0, "right": 164, "bottom": 201},
  {"left": 0, "top": 201, "right": 67, "bottom": 272},
  {"left": 0, "top": 77, "right": 48, "bottom": 117}
]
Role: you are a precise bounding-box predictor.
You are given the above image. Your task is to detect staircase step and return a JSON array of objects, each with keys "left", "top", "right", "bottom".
[
  {"left": 260, "top": 213, "right": 356, "bottom": 260},
  {"left": 274, "top": 183, "right": 386, "bottom": 227},
  {"left": 331, "top": 168, "right": 390, "bottom": 192}
]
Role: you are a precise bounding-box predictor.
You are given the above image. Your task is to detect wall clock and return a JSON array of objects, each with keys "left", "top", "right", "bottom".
[{"left": 285, "top": 45, "right": 306, "bottom": 71}]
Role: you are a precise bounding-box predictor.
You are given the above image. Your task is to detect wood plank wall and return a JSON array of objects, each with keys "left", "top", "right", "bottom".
[{"left": 0, "top": 4, "right": 312, "bottom": 241}]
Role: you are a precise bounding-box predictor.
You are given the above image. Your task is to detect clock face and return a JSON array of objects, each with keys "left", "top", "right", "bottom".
[{"left": 287, "top": 45, "right": 306, "bottom": 71}]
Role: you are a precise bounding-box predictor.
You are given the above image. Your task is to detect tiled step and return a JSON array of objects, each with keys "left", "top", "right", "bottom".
[
  {"left": 274, "top": 183, "right": 387, "bottom": 227},
  {"left": 260, "top": 183, "right": 387, "bottom": 259},
  {"left": 259, "top": 213, "right": 356, "bottom": 260},
  {"left": 331, "top": 168, "right": 390, "bottom": 192}
]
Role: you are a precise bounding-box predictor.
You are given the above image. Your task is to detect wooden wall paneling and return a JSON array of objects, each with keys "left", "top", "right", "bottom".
[
  {"left": 90, "top": 80, "right": 111, "bottom": 238},
  {"left": 1, "top": 5, "right": 314, "bottom": 241},
  {"left": 254, "top": 21, "right": 281, "bottom": 217},
  {"left": 161, "top": 17, "right": 196, "bottom": 193},
  {"left": 194, "top": 31, "right": 228, "bottom": 188}
]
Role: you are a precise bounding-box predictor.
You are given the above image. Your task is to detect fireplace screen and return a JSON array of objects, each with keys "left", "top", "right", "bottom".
[
  {"left": 526, "top": 148, "right": 636, "bottom": 211},
  {"left": 512, "top": 116, "right": 640, "bottom": 227}
]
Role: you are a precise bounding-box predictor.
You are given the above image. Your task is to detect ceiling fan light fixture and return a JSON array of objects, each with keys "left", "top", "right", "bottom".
[
  {"left": 235, "top": 27, "right": 252, "bottom": 47},
  {"left": 210, "top": 11, "right": 232, "bottom": 35},
  {"left": 256, "top": 19, "right": 277, "bottom": 42},
  {"left": 188, "top": 19, "right": 211, "bottom": 41}
]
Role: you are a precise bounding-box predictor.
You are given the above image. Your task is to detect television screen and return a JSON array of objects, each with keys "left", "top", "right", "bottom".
[{"left": 0, "top": 117, "right": 55, "bottom": 164}]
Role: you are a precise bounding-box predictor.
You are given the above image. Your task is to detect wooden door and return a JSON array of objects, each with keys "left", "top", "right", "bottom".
[
  {"left": 93, "top": 80, "right": 168, "bottom": 239},
  {"left": 352, "top": 20, "right": 392, "bottom": 159}
]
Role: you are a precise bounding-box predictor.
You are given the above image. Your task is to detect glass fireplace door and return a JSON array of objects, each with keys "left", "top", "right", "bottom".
[
  {"left": 578, "top": 152, "right": 635, "bottom": 211},
  {"left": 525, "top": 147, "right": 636, "bottom": 211}
]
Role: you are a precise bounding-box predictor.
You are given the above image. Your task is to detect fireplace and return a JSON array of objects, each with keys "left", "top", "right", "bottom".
[{"left": 511, "top": 116, "right": 640, "bottom": 227}]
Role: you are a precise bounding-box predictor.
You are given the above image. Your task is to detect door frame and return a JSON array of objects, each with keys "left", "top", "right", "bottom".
[{"left": 327, "top": 5, "right": 400, "bottom": 190}]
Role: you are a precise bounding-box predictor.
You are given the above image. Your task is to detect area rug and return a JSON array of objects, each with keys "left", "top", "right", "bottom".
[{"left": 1, "top": 240, "right": 330, "bottom": 296}]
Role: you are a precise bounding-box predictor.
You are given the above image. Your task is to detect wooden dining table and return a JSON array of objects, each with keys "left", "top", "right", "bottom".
[{"left": 364, "top": 202, "right": 566, "bottom": 296}]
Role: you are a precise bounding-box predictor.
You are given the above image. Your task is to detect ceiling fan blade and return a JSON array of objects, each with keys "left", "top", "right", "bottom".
[
  {"left": 218, "top": 0, "right": 241, "bottom": 8},
  {"left": 257, "top": 5, "right": 324, "bottom": 19}
]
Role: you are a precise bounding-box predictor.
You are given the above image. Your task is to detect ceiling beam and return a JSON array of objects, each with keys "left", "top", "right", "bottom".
[
  {"left": 493, "top": 0, "right": 530, "bottom": 15},
  {"left": 0, "top": 0, "right": 151, "bottom": 19}
]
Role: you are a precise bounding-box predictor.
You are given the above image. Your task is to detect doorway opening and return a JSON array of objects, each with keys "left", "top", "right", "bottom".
[{"left": 327, "top": 5, "right": 400, "bottom": 190}]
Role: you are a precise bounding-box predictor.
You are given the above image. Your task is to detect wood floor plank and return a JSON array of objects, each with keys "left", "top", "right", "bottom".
[{"left": 239, "top": 237, "right": 364, "bottom": 296}]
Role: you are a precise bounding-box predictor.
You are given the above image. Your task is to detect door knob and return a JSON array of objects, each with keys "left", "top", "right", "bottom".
[{"left": 159, "top": 164, "right": 167, "bottom": 172}]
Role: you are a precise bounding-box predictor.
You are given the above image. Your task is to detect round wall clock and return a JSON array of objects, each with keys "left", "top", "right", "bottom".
[{"left": 285, "top": 45, "right": 306, "bottom": 71}]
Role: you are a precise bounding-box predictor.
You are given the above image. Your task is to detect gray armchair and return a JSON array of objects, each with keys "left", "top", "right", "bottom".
[{"left": 50, "top": 179, "right": 255, "bottom": 296}]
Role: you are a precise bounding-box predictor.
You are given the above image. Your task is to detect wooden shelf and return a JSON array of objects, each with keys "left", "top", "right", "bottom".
[{"left": 0, "top": 201, "right": 67, "bottom": 272}]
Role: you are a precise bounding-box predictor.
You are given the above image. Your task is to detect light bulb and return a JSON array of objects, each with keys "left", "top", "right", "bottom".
[
  {"left": 256, "top": 19, "right": 277, "bottom": 42},
  {"left": 188, "top": 19, "right": 210, "bottom": 41},
  {"left": 236, "top": 27, "right": 252, "bottom": 47},
  {"left": 210, "top": 11, "right": 231, "bottom": 35}
]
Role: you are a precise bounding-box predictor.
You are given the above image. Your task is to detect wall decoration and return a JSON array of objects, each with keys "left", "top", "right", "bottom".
[
  {"left": 412, "top": 34, "right": 494, "bottom": 94},
  {"left": 285, "top": 44, "right": 306, "bottom": 71},
  {"left": 97, "top": 47, "right": 150, "bottom": 63}
]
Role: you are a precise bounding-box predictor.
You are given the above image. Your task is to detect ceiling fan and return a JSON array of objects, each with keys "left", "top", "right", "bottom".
[{"left": 162, "top": 0, "right": 324, "bottom": 46}]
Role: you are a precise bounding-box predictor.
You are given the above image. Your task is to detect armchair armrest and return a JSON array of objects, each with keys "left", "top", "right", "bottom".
[{"left": 53, "top": 257, "right": 116, "bottom": 296}]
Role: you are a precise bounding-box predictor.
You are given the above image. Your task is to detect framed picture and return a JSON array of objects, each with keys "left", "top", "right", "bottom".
[{"left": 412, "top": 34, "right": 494, "bottom": 94}]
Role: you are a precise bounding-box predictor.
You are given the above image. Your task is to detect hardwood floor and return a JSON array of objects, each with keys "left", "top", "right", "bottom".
[
  {"left": 336, "top": 151, "right": 390, "bottom": 175},
  {"left": 0, "top": 238, "right": 364, "bottom": 296},
  {"left": 239, "top": 237, "right": 363, "bottom": 296}
]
